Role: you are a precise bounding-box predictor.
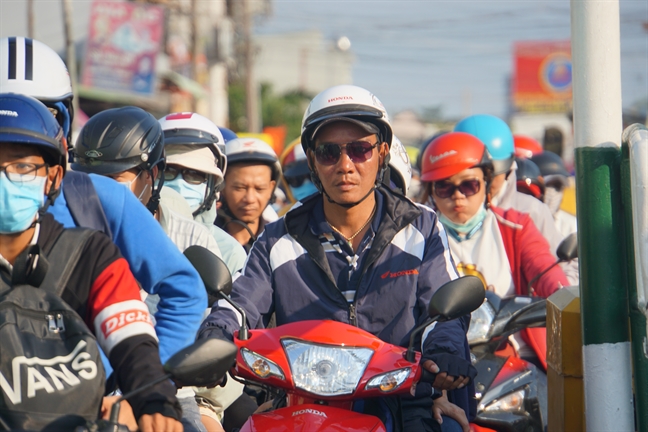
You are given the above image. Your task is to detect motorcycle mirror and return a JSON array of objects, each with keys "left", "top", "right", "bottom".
[
  {"left": 405, "top": 276, "right": 485, "bottom": 362},
  {"left": 184, "top": 245, "right": 233, "bottom": 301},
  {"left": 164, "top": 338, "right": 237, "bottom": 387},
  {"left": 428, "top": 276, "right": 486, "bottom": 321},
  {"left": 556, "top": 232, "right": 578, "bottom": 262}
]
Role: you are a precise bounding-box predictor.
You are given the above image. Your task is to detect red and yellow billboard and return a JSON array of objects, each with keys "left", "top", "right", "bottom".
[{"left": 512, "top": 41, "right": 572, "bottom": 113}]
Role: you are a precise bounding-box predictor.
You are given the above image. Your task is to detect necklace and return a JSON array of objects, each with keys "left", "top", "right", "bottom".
[{"left": 326, "top": 204, "right": 377, "bottom": 247}]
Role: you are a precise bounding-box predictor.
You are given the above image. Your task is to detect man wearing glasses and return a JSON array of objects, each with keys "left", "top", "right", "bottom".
[
  {"left": 0, "top": 94, "right": 181, "bottom": 432},
  {"left": 200, "top": 85, "right": 474, "bottom": 432}
]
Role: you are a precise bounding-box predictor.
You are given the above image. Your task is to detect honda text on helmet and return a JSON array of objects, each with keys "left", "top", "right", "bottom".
[
  {"left": 454, "top": 114, "right": 514, "bottom": 176},
  {"left": 300, "top": 84, "right": 393, "bottom": 208},
  {"left": 71, "top": 107, "right": 165, "bottom": 214},
  {"left": 0, "top": 93, "right": 66, "bottom": 233},
  {"left": 159, "top": 112, "right": 226, "bottom": 216},
  {"left": 1, "top": 37, "right": 75, "bottom": 144}
]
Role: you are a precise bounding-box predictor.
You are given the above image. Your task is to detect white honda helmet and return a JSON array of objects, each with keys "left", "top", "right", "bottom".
[
  {"left": 225, "top": 137, "right": 282, "bottom": 183},
  {"left": 159, "top": 112, "right": 227, "bottom": 215},
  {"left": 387, "top": 135, "right": 412, "bottom": 195},
  {"left": 300, "top": 84, "right": 393, "bottom": 151},
  {"left": 1, "top": 37, "right": 74, "bottom": 141}
]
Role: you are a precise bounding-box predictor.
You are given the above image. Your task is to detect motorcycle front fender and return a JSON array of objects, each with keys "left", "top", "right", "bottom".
[{"left": 239, "top": 404, "right": 386, "bottom": 432}]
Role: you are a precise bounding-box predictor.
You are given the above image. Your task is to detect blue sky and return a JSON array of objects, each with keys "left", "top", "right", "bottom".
[
  {"left": 256, "top": 0, "right": 647, "bottom": 118},
  {"left": 2, "top": 0, "right": 646, "bottom": 119}
]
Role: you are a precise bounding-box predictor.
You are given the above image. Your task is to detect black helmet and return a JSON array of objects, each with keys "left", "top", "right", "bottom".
[
  {"left": 515, "top": 157, "right": 545, "bottom": 200},
  {"left": 72, "top": 106, "right": 165, "bottom": 213},
  {"left": 530, "top": 151, "right": 569, "bottom": 178}
]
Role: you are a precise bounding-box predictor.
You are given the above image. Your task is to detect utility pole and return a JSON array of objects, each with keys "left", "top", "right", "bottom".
[
  {"left": 62, "top": 0, "right": 79, "bottom": 132},
  {"left": 27, "top": 0, "right": 34, "bottom": 39},
  {"left": 570, "top": 0, "right": 634, "bottom": 430},
  {"left": 190, "top": 0, "right": 199, "bottom": 111},
  {"left": 242, "top": 0, "right": 260, "bottom": 132}
]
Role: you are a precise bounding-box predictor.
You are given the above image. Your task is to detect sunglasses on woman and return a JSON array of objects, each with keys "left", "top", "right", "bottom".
[
  {"left": 314, "top": 140, "right": 379, "bottom": 166},
  {"left": 433, "top": 178, "right": 482, "bottom": 199},
  {"left": 164, "top": 166, "right": 207, "bottom": 185}
]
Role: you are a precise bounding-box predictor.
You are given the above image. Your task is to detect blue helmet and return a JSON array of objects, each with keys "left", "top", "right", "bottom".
[
  {"left": 0, "top": 93, "right": 66, "bottom": 171},
  {"left": 218, "top": 126, "right": 238, "bottom": 143},
  {"left": 454, "top": 114, "right": 514, "bottom": 175}
]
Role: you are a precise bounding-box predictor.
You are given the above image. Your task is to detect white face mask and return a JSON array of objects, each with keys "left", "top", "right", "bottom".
[
  {"left": 544, "top": 187, "right": 564, "bottom": 215},
  {"left": 117, "top": 171, "right": 149, "bottom": 203}
]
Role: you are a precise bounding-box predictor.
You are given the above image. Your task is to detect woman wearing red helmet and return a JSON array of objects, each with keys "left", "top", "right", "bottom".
[{"left": 420, "top": 132, "right": 568, "bottom": 300}]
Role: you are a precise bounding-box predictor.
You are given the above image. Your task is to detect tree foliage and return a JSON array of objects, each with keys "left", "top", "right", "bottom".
[{"left": 228, "top": 82, "right": 312, "bottom": 141}]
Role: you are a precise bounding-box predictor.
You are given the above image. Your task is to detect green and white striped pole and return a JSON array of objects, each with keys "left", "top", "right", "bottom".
[
  {"left": 570, "top": 0, "right": 634, "bottom": 430},
  {"left": 621, "top": 124, "right": 648, "bottom": 432}
]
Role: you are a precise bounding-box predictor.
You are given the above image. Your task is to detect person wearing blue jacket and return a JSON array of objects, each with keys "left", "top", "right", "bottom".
[
  {"left": 199, "top": 85, "right": 475, "bottom": 432},
  {"left": 49, "top": 173, "right": 206, "bottom": 366}
]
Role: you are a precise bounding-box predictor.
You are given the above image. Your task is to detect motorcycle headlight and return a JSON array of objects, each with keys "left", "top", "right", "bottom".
[
  {"left": 281, "top": 338, "right": 373, "bottom": 396},
  {"left": 467, "top": 300, "right": 496, "bottom": 344},
  {"left": 481, "top": 389, "right": 525, "bottom": 412},
  {"left": 241, "top": 348, "right": 285, "bottom": 380},
  {"left": 365, "top": 368, "right": 410, "bottom": 393}
]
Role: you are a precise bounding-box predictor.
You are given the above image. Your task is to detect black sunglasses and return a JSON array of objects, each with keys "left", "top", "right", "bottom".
[
  {"left": 433, "top": 179, "right": 482, "bottom": 199},
  {"left": 314, "top": 140, "right": 379, "bottom": 166},
  {"left": 164, "top": 166, "right": 207, "bottom": 185}
]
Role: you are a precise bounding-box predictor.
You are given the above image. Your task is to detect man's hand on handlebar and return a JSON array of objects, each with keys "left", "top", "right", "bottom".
[
  {"left": 138, "top": 413, "right": 183, "bottom": 432},
  {"left": 422, "top": 360, "right": 470, "bottom": 390}
]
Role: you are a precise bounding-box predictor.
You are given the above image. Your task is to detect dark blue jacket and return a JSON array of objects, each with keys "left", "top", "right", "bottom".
[{"left": 200, "top": 188, "right": 472, "bottom": 411}]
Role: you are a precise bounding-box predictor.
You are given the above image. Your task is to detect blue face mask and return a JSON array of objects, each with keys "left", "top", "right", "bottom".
[
  {"left": 165, "top": 177, "right": 206, "bottom": 210},
  {"left": 0, "top": 172, "right": 47, "bottom": 234},
  {"left": 439, "top": 206, "right": 487, "bottom": 242},
  {"left": 290, "top": 180, "right": 318, "bottom": 201}
]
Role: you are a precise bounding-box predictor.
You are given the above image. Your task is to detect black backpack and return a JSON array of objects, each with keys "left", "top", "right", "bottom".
[
  {"left": 0, "top": 229, "right": 106, "bottom": 431},
  {"left": 62, "top": 171, "right": 112, "bottom": 240}
]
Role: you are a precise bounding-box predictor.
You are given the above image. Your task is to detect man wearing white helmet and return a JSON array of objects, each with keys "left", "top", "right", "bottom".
[
  {"left": 159, "top": 112, "right": 247, "bottom": 274},
  {"left": 217, "top": 137, "right": 282, "bottom": 252},
  {"left": 200, "top": 85, "right": 474, "bottom": 432}
]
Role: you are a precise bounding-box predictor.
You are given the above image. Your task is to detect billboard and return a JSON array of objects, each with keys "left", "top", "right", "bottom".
[
  {"left": 512, "top": 41, "right": 572, "bottom": 113},
  {"left": 81, "top": 1, "right": 164, "bottom": 96}
]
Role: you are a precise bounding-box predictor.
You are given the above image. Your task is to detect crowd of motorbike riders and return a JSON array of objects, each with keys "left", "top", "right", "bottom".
[{"left": 0, "top": 37, "right": 577, "bottom": 432}]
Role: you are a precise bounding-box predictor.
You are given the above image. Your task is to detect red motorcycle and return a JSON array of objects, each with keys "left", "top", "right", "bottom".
[{"left": 183, "top": 245, "right": 485, "bottom": 432}]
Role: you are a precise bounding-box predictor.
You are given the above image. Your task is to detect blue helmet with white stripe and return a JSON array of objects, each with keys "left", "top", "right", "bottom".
[{"left": 0, "top": 92, "right": 66, "bottom": 170}]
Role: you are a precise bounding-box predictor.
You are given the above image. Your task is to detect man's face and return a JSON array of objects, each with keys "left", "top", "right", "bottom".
[
  {"left": 489, "top": 172, "right": 507, "bottom": 198},
  {"left": 0, "top": 142, "right": 62, "bottom": 194},
  {"left": 223, "top": 164, "right": 275, "bottom": 223},
  {"left": 309, "top": 121, "right": 387, "bottom": 205},
  {"left": 107, "top": 167, "right": 154, "bottom": 204}
]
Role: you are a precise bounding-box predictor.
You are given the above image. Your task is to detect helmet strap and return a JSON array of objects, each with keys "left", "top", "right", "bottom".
[
  {"left": 192, "top": 176, "right": 217, "bottom": 217},
  {"left": 146, "top": 166, "right": 164, "bottom": 214}
]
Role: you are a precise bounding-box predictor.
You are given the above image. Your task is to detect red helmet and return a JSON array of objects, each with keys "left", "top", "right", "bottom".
[
  {"left": 420, "top": 132, "right": 492, "bottom": 182},
  {"left": 513, "top": 135, "right": 543, "bottom": 159}
]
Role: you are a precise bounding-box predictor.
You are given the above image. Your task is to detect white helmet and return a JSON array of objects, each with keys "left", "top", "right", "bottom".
[
  {"left": 159, "top": 112, "right": 226, "bottom": 173},
  {"left": 159, "top": 112, "right": 227, "bottom": 215},
  {"left": 1, "top": 37, "right": 74, "bottom": 141},
  {"left": 225, "top": 137, "right": 282, "bottom": 183},
  {"left": 300, "top": 84, "right": 393, "bottom": 151},
  {"left": 387, "top": 135, "right": 412, "bottom": 195}
]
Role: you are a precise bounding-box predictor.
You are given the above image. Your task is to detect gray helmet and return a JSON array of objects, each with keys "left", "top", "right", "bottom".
[{"left": 72, "top": 106, "right": 165, "bottom": 213}]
